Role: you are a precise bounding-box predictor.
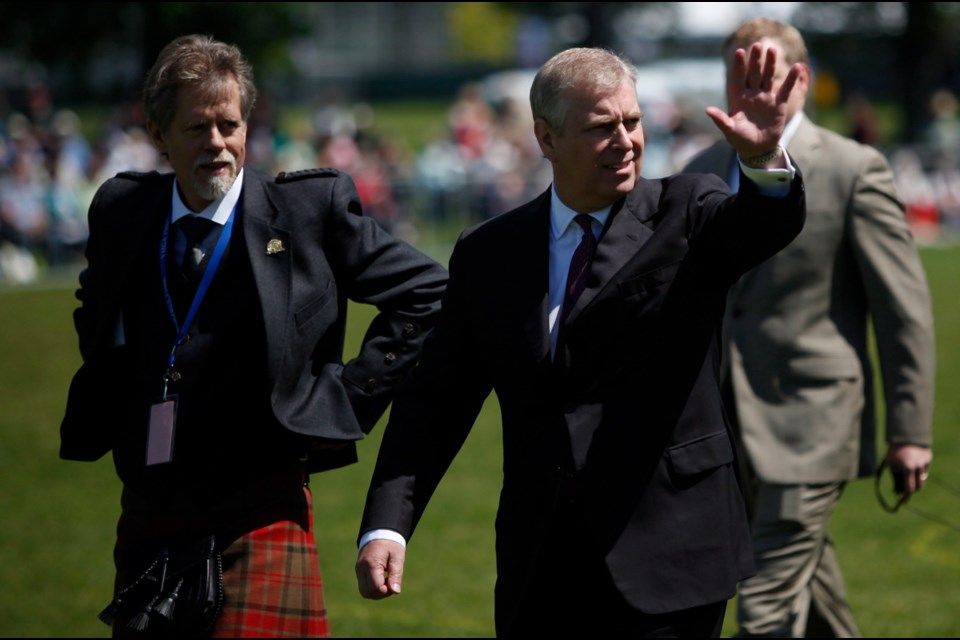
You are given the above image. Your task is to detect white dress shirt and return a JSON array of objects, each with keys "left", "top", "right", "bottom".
[{"left": 169, "top": 168, "right": 244, "bottom": 264}]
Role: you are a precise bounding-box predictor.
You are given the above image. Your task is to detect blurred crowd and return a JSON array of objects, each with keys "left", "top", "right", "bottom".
[{"left": 2, "top": 79, "right": 960, "bottom": 286}]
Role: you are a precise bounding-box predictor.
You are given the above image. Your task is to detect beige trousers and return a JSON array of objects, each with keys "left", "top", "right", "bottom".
[{"left": 735, "top": 482, "right": 861, "bottom": 638}]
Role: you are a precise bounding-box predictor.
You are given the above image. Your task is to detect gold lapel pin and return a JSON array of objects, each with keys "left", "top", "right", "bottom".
[{"left": 266, "top": 239, "right": 286, "bottom": 255}]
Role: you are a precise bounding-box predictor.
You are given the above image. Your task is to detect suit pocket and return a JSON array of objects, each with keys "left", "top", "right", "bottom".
[
  {"left": 294, "top": 280, "right": 334, "bottom": 331},
  {"left": 618, "top": 261, "right": 679, "bottom": 300},
  {"left": 665, "top": 430, "right": 733, "bottom": 480},
  {"left": 616, "top": 261, "right": 680, "bottom": 320}
]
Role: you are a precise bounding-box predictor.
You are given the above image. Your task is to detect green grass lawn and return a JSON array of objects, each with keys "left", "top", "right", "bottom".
[{"left": 1, "top": 243, "right": 959, "bottom": 637}]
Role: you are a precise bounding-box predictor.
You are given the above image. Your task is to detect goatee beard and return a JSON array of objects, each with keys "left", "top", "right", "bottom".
[
  {"left": 193, "top": 153, "right": 237, "bottom": 201},
  {"left": 195, "top": 173, "right": 235, "bottom": 201}
]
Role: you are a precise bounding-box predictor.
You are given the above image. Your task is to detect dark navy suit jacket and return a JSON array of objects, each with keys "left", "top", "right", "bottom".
[{"left": 360, "top": 169, "right": 805, "bottom": 630}]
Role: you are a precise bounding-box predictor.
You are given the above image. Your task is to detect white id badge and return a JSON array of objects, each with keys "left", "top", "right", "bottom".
[{"left": 146, "top": 396, "right": 178, "bottom": 465}]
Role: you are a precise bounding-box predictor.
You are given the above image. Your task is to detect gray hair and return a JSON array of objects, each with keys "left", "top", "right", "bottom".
[
  {"left": 530, "top": 47, "right": 637, "bottom": 131},
  {"left": 142, "top": 34, "right": 258, "bottom": 134}
]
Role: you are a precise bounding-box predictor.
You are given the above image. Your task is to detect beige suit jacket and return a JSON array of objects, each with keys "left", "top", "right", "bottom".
[{"left": 683, "top": 115, "right": 935, "bottom": 483}]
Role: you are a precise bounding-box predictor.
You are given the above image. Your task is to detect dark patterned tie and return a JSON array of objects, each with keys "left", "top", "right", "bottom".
[
  {"left": 176, "top": 215, "right": 216, "bottom": 277},
  {"left": 560, "top": 214, "right": 597, "bottom": 322}
]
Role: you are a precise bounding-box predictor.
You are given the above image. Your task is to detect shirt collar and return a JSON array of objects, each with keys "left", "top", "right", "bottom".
[
  {"left": 780, "top": 112, "right": 804, "bottom": 148},
  {"left": 549, "top": 183, "right": 612, "bottom": 240},
  {"left": 170, "top": 167, "right": 244, "bottom": 226}
]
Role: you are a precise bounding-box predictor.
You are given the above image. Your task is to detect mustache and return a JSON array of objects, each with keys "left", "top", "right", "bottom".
[{"left": 193, "top": 152, "right": 237, "bottom": 171}]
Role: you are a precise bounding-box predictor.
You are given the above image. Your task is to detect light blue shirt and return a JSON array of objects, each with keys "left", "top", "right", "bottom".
[{"left": 547, "top": 186, "right": 609, "bottom": 357}]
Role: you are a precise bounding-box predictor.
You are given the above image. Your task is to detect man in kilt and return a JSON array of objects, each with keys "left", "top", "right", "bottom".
[{"left": 60, "top": 34, "right": 447, "bottom": 637}]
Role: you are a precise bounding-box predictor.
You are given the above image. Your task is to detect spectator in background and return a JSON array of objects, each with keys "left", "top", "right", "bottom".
[
  {"left": 312, "top": 89, "right": 358, "bottom": 142},
  {"left": 890, "top": 147, "right": 941, "bottom": 244},
  {"left": 415, "top": 122, "right": 468, "bottom": 226},
  {"left": 845, "top": 91, "right": 882, "bottom": 148},
  {"left": 0, "top": 128, "right": 49, "bottom": 258},
  {"left": 929, "top": 150, "right": 960, "bottom": 236},
  {"left": 924, "top": 87, "right": 960, "bottom": 165},
  {"left": 93, "top": 125, "right": 161, "bottom": 186},
  {"left": 317, "top": 131, "right": 401, "bottom": 234},
  {"left": 448, "top": 81, "right": 493, "bottom": 163},
  {"left": 45, "top": 109, "right": 93, "bottom": 266},
  {"left": 683, "top": 17, "right": 935, "bottom": 638}
]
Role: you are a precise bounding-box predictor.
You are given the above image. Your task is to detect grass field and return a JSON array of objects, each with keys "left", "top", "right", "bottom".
[{"left": 1, "top": 242, "right": 959, "bottom": 638}]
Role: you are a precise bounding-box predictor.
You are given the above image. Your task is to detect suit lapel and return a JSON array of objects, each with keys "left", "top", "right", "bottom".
[
  {"left": 785, "top": 116, "right": 821, "bottom": 184},
  {"left": 563, "top": 192, "right": 654, "bottom": 325}
]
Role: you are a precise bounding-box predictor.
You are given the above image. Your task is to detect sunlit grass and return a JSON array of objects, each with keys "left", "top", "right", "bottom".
[{"left": 2, "top": 243, "right": 958, "bottom": 637}]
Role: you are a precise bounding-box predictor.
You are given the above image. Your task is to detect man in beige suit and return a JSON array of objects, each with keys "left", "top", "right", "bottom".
[{"left": 683, "top": 18, "right": 935, "bottom": 638}]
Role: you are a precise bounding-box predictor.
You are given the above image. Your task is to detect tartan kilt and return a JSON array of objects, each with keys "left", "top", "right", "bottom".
[
  {"left": 213, "top": 501, "right": 329, "bottom": 638},
  {"left": 112, "top": 477, "right": 329, "bottom": 638}
]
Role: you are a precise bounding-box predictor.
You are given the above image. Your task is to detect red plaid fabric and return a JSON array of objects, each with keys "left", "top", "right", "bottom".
[
  {"left": 213, "top": 488, "right": 329, "bottom": 638},
  {"left": 112, "top": 477, "right": 329, "bottom": 638}
]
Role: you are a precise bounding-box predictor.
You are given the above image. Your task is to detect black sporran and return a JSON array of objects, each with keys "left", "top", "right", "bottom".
[{"left": 98, "top": 535, "right": 224, "bottom": 637}]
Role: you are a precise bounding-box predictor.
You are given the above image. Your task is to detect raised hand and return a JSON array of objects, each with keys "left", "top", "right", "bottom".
[{"left": 705, "top": 43, "right": 802, "bottom": 162}]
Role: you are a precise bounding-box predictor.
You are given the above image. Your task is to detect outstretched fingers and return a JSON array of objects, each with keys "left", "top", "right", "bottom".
[
  {"left": 776, "top": 63, "right": 802, "bottom": 105},
  {"left": 729, "top": 46, "right": 748, "bottom": 91},
  {"left": 747, "top": 44, "right": 765, "bottom": 91}
]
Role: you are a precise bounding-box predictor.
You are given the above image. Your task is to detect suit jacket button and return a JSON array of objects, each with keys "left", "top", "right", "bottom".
[
  {"left": 402, "top": 322, "right": 416, "bottom": 337},
  {"left": 365, "top": 378, "right": 379, "bottom": 392},
  {"left": 384, "top": 352, "right": 397, "bottom": 365}
]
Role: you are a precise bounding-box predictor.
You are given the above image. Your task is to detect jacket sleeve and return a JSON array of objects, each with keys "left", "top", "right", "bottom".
[
  {"left": 269, "top": 169, "right": 447, "bottom": 438},
  {"left": 849, "top": 148, "right": 936, "bottom": 446},
  {"left": 61, "top": 174, "right": 148, "bottom": 461},
  {"left": 324, "top": 173, "right": 449, "bottom": 433}
]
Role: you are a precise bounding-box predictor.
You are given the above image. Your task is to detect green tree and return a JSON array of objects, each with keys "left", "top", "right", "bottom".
[{"left": 0, "top": 2, "right": 312, "bottom": 103}]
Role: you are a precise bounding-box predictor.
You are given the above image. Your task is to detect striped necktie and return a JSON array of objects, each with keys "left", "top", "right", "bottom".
[{"left": 560, "top": 214, "right": 597, "bottom": 322}]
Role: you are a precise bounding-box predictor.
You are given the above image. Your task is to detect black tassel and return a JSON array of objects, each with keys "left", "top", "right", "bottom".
[
  {"left": 154, "top": 578, "right": 183, "bottom": 620},
  {"left": 97, "top": 600, "right": 119, "bottom": 626},
  {"left": 126, "top": 606, "right": 152, "bottom": 632},
  {"left": 126, "top": 592, "right": 161, "bottom": 632}
]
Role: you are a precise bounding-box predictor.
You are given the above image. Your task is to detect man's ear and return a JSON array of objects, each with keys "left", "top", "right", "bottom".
[
  {"left": 534, "top": 118, "right": 557, "bottom": 162},
  {"left": 797, "top": 62, "right": 812, "bottom": 92},
  {"left": 147, "top": 121, "right": 167, "bottom": 155}
]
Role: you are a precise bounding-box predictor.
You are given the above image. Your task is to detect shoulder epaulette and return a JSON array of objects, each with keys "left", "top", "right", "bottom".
[{"left": 275, "top": 168, "right": 340, "bottom": 183}]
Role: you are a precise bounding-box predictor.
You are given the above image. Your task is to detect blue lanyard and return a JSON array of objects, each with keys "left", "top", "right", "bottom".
[{"left": 158, "top": 205, "right": 237, "bottom": 397}]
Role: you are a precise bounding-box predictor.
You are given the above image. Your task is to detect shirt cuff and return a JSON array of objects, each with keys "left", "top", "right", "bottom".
[
  {"left": 359, "top": 528, "right": 408, "bottom": 550},
  {"left": 739, "top": 146, "right": 796, "bottom": 198}
]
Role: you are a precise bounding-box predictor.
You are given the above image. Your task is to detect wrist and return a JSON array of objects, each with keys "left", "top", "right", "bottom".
[{"left": 741, "top": 146, "right": 782, "bottom": 168}]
